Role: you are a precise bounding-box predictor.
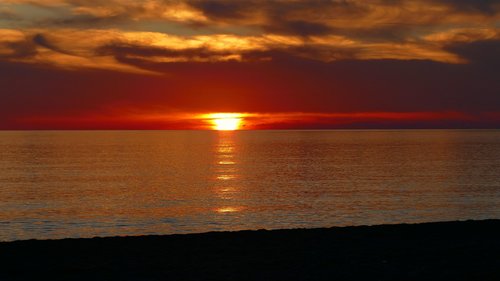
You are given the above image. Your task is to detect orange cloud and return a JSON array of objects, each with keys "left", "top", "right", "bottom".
[
  {"left": 1, "top": 0, "right": 499, "bottom": 73},
  {"left": 3, "top": 25, "right": 496, "bottom": 73}
]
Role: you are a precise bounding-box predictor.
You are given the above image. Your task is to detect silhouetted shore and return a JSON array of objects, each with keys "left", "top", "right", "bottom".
[{"left": 1, "top": 220, "right": 499, "bottom": 281}]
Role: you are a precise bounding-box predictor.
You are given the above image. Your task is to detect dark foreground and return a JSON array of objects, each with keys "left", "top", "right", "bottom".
[{"left": 1, "top": 220, "right": 499, "bottom": 281}]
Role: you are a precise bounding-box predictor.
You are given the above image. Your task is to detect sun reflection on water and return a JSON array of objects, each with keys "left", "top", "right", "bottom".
[
  {"left": 216, "top": 207, "right": 242, "bottom": 213},
  {"left": 213, "top": 132, "right": 242, "bottom": 214},
  {"left": 217, "top": 174, "right": 236, "bottom": 180}
]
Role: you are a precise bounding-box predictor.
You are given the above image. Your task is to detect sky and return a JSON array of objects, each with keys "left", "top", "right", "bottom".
[{"left": 1, "top": 0, "right": 499, "bottom": 129}]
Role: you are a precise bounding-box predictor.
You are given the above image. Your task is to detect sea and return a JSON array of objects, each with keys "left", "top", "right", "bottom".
[{"left": 1, "top": 130, "right": 499, "bottom": 241}]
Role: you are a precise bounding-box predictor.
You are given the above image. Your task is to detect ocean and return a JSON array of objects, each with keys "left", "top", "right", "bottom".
[{"left": 1, "top": 130, "right": 499, "bottom": 241}]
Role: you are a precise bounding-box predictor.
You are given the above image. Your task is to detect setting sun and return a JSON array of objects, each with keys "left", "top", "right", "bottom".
[{"left": 208, "top": 113, "right": 243, "bottom": 130}]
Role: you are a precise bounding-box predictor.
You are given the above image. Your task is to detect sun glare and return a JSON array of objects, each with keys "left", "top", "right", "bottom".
[{"left": 208, "top": 113, "right": 243, "bottom": 130}]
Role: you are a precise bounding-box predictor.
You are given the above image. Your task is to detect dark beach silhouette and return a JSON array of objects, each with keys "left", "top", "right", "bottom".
[{"left": 0, "top": 220, "right": 499, "bottom": 281}]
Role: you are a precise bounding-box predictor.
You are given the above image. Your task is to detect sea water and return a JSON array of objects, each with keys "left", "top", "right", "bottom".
[{"left": 1, "top": 130, "right": 499, "bottom": 241}]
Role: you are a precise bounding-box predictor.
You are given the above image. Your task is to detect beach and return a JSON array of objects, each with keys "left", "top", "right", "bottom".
[{"left": 1, "top": 220, "right": 499, "bottom": 280}]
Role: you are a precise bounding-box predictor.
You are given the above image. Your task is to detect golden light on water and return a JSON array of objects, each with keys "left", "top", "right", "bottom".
[
  {"left": 216, "top": 207, "right": 242, "bottom": 213},
  {"left": 207, "top": 113, "right": 243, "bottom": 130},
  {"left": 213, "top": 130, "right": 243, "bottom": 215}
]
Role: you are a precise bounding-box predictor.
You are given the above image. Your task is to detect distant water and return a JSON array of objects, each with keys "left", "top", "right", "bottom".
[{"left": 1, "top": 130, "right": 499, "bottom": 241}]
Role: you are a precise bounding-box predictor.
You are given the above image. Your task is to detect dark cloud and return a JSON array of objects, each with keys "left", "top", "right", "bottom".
[
  {"left": 47, "top": 14, "right": 130, "bottom": 27},
  {"left": 96, "top": 43, "right": 239, "bottom": 63},
  {"left": 188, "top": 0, "right": 368, "bottom": 36},
  {"left": 241, "top": 46, "right": 359, "bottom": 62},
  {"left": 188, "top": 0, "right": 412, "bottom": 39},
  {"left": 437, "top": 0, "right": 500, "bottom": 15},
  {"left": 188, "top": 1, "right": 250, "bottom": 20},
  {"left": 32, "top": 34, "right": 74, "bottom": 55},
  {"left": 263, "top": 20, "right": 332, "bottom": 36},
  {"left": 98, "top": 44, "right": 215, "bottom": 58},
  {"left": 189, "top": 0, "right": 367, "bottom": 20},
  {"left": 95, "top": 42, "right": 361, "bottom": 68},
  {"left": 11, "top": 0, "right": 500, "bottom": 41},
  {"left": 38, "top": 0, "right": 152, "bottom": 28},
  {"left": 334, "top": 24, "right": 420, "bottom": 42},
  {"left": 0, "top": 33, "right": 75, "bottom": 60},
  {"left": 187, "top": 0, "right": 500, "bottom": 39},
  {"left": 0, "top": 38, "right": 36, "bottom": 60},
  {"left": 446, "top": 39, "right": 500, "bottom": 66},
  {"left": 0, "top": 8, "right": 21, "bottom": 21}
]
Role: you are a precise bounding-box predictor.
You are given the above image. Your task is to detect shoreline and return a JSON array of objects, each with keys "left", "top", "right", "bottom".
[{"left": 1, "top": 220, "right": 499, "bottom": 280}]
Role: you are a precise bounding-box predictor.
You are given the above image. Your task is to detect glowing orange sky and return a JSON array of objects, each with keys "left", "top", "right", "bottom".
[{"left": 0, "top": 0, "right": 499, "bottom": 129}]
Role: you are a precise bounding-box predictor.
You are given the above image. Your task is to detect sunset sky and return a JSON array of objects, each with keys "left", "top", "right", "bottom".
[{"left": 1, "top": 0, "right": 499, "bottom": 129}]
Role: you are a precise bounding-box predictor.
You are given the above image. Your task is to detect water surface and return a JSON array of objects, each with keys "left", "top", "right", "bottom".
[{"left": 1, "top": 130, "right": 499, "bottom": 241}]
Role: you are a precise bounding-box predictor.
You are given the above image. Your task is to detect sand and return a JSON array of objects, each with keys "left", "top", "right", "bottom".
[{"left": 0, "top": 220, "right": 499, "bottom": 280}]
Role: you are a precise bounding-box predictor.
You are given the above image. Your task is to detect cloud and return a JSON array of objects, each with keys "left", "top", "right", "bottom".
[
  {"left": 186, "top": 0, "right": 500, "bottom": 39},
  {"left": 446, "top": 39, "right": 500, "bottom": 66},
  {"left": 264, "top": 20, "right": 332, "bottom": 36},
  {"left": 0, "top": 29, "right": 157, "bottom": 74},
  {"left": 97, "top": 44, "right": 244, "bottom": 63},
  {"left": 0, "top": 30, "right": 36, "bottom": 58},
  {"left": 4, "top": 0, "right": 499, "bottom": 36},
  {"left": 0, "top": 1, "right": 498, "bottom": 75},
  {"left": 2, "top": 24, "right": 487, "bottom": 74},
  {"left": 32, "top": 33, "right": 75, "bottom": 55},
  {"left": 0, "top": 7, "right": 20, "bottom": 21},
  {"left": 437, "top": 0, "right": 500, "bottom": 15},
  {"left": 424, "top": 28, "right": 500, "bottom": 43},
  {"left": 188, "top": 0, "right": 250, "bottom": 20}
]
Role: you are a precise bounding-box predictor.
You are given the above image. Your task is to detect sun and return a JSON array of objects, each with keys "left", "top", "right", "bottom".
[
  {"left": 214, "top": 118, "right": 240, "bottom": 130},
  {"left": 208, "top": 113, "right": 243, "bottom": 130}
]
